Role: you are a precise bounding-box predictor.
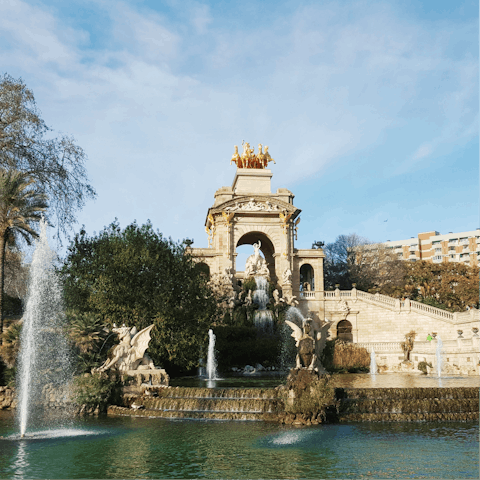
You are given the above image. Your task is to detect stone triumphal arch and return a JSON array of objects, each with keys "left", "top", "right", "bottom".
[
  {"left": 188, "top": 143, "right": 480, "bottom": 374},
  {"left": 188, "top": 143, "right": 325, "bottom": 320}
]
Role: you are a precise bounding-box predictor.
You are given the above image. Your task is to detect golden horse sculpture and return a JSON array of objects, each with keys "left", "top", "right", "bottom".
[{"left": 231, "top": 143, "right": 275, "bottom": 169}]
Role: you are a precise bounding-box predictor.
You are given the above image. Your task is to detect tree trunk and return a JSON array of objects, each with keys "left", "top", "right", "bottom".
[{"left": 0, "top": 232, "right": 6, "bottom": 345}]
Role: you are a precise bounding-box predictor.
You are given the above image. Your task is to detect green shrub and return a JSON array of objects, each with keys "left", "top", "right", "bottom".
[
  {"left": 214, "top": 325, "right": 282, "bottom": 370},
  {"left": 0, "top": 357, "right": 5, "bottom": 386},
  {"left": 73, "top": 372, "right": 122, "bottom": 411},
  {"left": 3, "top": 294, "right": 23, "bottom": 316},
  {"left": 243, "top": 277, "right": 256, "bottom": 292},
  {"left": 282, "top": 371, "right": 337, "bottom": 419},
  {"left": 320, "top": 339, "right": 370, "bottom": 373},
  {"left": 417, "top": 361, "right": 432, "bottom": 374}
]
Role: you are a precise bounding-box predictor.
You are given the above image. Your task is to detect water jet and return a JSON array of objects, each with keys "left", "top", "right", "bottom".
[
  {"left": 206, "top": 329, "right": 218, "bottom": 380},
  {"left": 16, "top": 219, "right": 73, "bottom": 437}
]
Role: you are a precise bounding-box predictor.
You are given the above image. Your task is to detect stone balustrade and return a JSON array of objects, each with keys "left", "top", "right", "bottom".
[
  {"left": 356, "top": 342, "right": 403, "bottom": 353},
  {"left": 299, "top": 291, "right": 315, "bottom": 299}
]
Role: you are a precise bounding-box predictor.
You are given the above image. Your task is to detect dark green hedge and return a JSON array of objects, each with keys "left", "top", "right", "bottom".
[{"left": 213, "top": 325, "right": 281, "bottom": 371}]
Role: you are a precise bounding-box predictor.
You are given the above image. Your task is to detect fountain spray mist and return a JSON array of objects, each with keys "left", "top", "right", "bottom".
[
  {"left": 206, "top": 329, "right": 218, "bottom": 380},
  {"left": 16, "top": 219, "right": 73, "bottom": 437},
  {"left": 370, "top": 349, "right": 377, "bottom": 375}
]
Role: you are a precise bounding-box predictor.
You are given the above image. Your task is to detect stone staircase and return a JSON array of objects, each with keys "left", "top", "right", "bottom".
[
  {"left": 337, "top": 387, "right": 479, "bottom": 422},
  {"left": 108, "top": 387, "right": 281, "bottom": 421},
  {"left": 324, "top": 288, "right": 479, "bottom": 324}
]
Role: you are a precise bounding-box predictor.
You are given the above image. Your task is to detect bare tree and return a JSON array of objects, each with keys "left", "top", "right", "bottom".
[
  {"left": 0, "top": 74, "right": 96, "bottom": 239},
  {"left": 323, "top": 233, "right": 370, "bottom": 289},
  {"left": 351, "top": 242, "right": 406, "bottom": 295}
]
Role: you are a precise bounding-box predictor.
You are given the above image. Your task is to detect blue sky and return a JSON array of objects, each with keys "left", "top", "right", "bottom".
[{"left": 1, "top": 0, "right": 478, "bottom": 258}]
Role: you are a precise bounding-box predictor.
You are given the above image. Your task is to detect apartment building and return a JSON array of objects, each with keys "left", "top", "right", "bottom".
[{"left": 382, "top": 229, "right": 480, "bottom": 265}]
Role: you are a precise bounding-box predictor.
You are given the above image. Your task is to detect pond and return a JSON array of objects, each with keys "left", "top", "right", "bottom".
[
  {"left": 171, "top": 372, "right": 480, "bottom": 389},
  {"left": 0, "top": 411, "right": 478, "bottom": 479}
]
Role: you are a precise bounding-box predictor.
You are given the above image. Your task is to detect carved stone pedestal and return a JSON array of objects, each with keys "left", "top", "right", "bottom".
[{"left": 122, "top": 368, "right": 169, "bottom": 388}]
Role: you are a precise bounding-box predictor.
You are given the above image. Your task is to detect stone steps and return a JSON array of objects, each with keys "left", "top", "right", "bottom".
[
  {"left": 339, "top": 412, "right": 479, "bottom": 422},
  {"left": 107, "top": 405, "right": 275, "bottom": 421},
  {"left": 337, "top": 387, "right": 479, "bottom": 422},
  {"left": 109, "top": 387, "right": 281, "bottom": 421},
  {"left": 149, "top": 387, "right": 278, "bottom": 400}
]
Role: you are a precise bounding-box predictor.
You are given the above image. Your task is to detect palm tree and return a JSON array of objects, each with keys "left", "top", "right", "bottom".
[{"left": 0, "top": 169, "right": 47, "bottom": 343}]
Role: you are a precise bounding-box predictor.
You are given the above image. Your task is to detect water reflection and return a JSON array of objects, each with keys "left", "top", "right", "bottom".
[
  {"left": 331, "top": 373, "right": 480, "bottom": 389},
  {"left": 13, "top": 441, "right": 27, "bottom": 479},
  {"left": 0, "top": 411, "right": 478, "bottom": 479}
]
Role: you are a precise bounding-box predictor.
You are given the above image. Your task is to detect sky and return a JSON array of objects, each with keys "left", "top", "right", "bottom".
[{"left": 0, "top": 0, "right": 478, "bottom": 261}]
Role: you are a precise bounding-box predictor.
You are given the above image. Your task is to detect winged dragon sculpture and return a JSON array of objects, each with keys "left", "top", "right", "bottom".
[
  {"left": 285, "top": 318, "right": 321, "bottom": 371},
  {"left": 96, "top": 324, "right": 156, "bottom": 372}
]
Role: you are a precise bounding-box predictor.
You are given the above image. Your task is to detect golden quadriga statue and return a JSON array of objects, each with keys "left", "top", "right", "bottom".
[{"left": 230, "top": 143, "right": 276, "bottom": 169}]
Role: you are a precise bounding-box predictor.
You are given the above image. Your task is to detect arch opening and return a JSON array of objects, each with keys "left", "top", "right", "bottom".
[
  {"left": 300, "top": 263, "right": 314, "bottom": 291},
  {"left": 194, "top": 262, "right": 210, "bottom": 279},
  {"left": 235, "top": 232, "right": 276, "bottom": 281},
  {"left": 337, "top": 319, "right": 353, "bottom": 343}
]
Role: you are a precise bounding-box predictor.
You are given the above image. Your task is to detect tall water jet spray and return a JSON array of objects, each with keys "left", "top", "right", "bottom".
[
  {"left": 370, "top": 349, "right": 377, "bottom": 375},
  {"left": 206, "top": 329, "right": 218, "bottom": 380},
  {"left": 17, "top": 219, "right": 73, "bottom": 437},
  {"left": 436, "top": 336, "right": 443, "bottom": 377}
]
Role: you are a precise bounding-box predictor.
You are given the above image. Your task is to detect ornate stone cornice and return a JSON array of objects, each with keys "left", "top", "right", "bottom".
[{"left": 208, "top": 196, "right": 299, "bottom": 218}]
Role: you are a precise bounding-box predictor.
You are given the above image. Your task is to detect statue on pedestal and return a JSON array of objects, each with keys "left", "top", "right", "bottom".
[
  {"left": 282, "top": 267, "right": 292, "bottom": 285},
  {"left": 96, "top": 324, "right": 156, "bottom": 373},
  {"left": 285, "top": 317, "right": 321, "bottom": 371}
]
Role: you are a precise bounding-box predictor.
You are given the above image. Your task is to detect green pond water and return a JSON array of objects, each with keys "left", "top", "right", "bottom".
[
  {"left": 0, "top": 411, "right": 478, "bottom": 479},
  {"left": 171, "top": 372, "right": 480, "bottom": 389}
]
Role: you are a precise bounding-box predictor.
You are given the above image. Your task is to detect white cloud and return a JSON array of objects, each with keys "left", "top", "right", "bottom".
[{"left": 0, "top": 0, "right": 476, "bottom": 247}]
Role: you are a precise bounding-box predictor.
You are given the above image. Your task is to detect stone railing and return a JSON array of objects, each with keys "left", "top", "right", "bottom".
[
  {"left": 323, "top": 288, "right": 476, "bottom": 324},
  {"left": 356, "top": 342, "right": 403, "bottom": 353},
  {"left": 356, "top": 290, "right": 397, "bottom": 308},
  {"left": 303, "top": 288, "right": 478, "bottom": 325},
  {"left": 299, "top": 291, "right": 315, "bottom": 299},
  {"left": 408, "top": 300, "right": 454, "bottom": 321},
  {"left": 455, "top": 310, "right": 480, "bottom": 324}
]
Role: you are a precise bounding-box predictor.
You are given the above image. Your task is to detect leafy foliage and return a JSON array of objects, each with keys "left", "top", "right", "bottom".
[
  {"left": 214, "top": 325, "right": 281, "bottom": 370},
  {"left": 66, "top": 311, "right": 111, "bottom": 373},
  {"left": 403, "top": 261, "right": 479, "bottom": 312},
  {"left": 0, "top": 321, "right": 22, "bottom": 367},
  {"left": 0, "top": 169, "right": 47, "bottom": 340},
  {"left": 282, "top": 371, "right": 336, "bottom": 419},
  {"left": 320, "top": 339, "right": 370, "bottom": 373},
  {"left": 417, "top": 361, "right": 432, "bottom": 374},
  {"left": 0, "top": 74, "right": 95, "bottom": 238},
  {"left": 325, "top": 233, "right": 479, "bottom": 312},
  {"left": 73, "top": 372, "right": 122, "bottom": 411},
  {"left": 60, "top": 220, "right": 219, "bottom": 372}
]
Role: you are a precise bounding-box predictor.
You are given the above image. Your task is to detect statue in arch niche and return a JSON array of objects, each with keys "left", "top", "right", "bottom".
[{"left": 244, "top": 241, "right": 270, "bottom": 278}]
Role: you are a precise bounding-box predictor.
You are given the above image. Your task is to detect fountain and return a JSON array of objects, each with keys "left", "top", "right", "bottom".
[
  {"left": 370, "top": 349, "right": 377, "bottom": 375},
  {"left": 206, "top": 329, "right": 218, "bottom": 380},
  {"left": 253, "top": 276, "right": 273, "bottom": 330},
  {"left": 16, "top": 219, "right": 73, "bottom": 437},
  {"left": 436, "top": 336, "right": 443, "bottom": 377}
]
